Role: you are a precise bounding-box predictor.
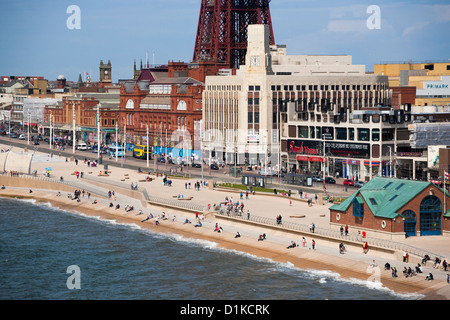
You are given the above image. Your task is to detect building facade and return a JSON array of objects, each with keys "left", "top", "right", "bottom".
[
  {"left": 44, "top": 93, "right": 120, "bottom": 144},
  {"left": 202, "top": 24, "right": 393, "bottom": 170},
  {"left": 374, "top": 61, "right": 450, "bottom": 106},
  {"left": 330, "top": 177, "right": 450, "bottom": 239}
]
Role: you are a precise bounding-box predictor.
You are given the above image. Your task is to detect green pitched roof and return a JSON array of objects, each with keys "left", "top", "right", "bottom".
[{"left": 330, "top": 177, "right": 431, "bottom": 218}]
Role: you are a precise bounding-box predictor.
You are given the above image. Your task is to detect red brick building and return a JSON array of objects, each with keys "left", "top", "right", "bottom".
[
  {"left": 118, "top": 61, "right": 231, "bottom": 156},
  {"left": 330, "top": 177, "right": 450, "bottom": 240},
  {"left": 391, "top": 86, "right": 416, "bottom": 109},
  {"left": 44, "top": 93, "right": 120, "bottom": 143}
]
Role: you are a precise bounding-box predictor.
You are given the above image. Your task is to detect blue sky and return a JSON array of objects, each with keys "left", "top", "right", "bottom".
[{"left": 1, "top": 0, "right": 449, "bottom": 82}]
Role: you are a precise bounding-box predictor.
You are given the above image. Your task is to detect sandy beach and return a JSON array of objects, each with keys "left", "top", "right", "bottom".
[{"left": 1, "top": 145, "right": 449, "bottom": 300}]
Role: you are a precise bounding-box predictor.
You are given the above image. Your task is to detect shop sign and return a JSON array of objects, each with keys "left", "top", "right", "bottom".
[{"left": 287, "top": 139, "right": 370, "bottom": 159}]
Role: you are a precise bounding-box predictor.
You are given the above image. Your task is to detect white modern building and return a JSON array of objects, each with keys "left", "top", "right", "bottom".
[{"left": 202, "top": 24, "right": 393, "bottom": 172}]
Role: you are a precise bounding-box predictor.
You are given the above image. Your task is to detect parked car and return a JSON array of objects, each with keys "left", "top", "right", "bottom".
[
  {"left": 157, "top": 157, "right": 165, "bottom": 163},
  {"left": 325, "top": 177, "right": 336, "bottom": 184},
  {"left": 19, "top": 134, "right": 26, "bottom": 140},
  {"left": 343, "top": 179, "right": 354, "bottom": 186},
  {"left": 210, "top": 164, "right": 219, "bottom": 170},
  {"left": 354, "top": 181, "right": 364, "bottom": 188},
  {"left": 10, "top": 132, "right": 18, "bottom": 138},
  {"left": 191, "top": 162, "right": 202, "bottom": 168},
  {"left": 312, "top": 176, "right": 324, "bottom": 182}
]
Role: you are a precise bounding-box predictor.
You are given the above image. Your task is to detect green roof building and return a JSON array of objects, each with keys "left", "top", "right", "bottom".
[{"left": 330, "top": 177, "right": 450, "bottom": 239}]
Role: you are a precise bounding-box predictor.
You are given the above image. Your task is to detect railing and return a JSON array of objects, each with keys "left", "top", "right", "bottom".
[{"left": 216, "top": 208, "right": 447, "bottom": 260}]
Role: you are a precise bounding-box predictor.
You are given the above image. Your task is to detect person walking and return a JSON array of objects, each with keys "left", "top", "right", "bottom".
[
  {"left": 363, "top": 242, "right": 368, "bottom": 254},
  {"left": 311, "top": 239, "right": 315, "bottom": 250}
]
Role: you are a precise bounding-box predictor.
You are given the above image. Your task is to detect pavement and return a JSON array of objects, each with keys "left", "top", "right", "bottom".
[{"left": 1, "top": 142, "right": 450, "bottom": 299}]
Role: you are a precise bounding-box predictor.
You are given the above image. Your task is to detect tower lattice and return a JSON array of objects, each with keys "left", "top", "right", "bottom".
[{"left": 193, "top": 0, "right": 275, "bottom": 69}]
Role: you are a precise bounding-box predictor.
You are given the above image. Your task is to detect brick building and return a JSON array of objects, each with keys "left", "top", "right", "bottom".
[
  {"left": 44, "top": 93, "right": 119, "bottom": 144},
  {"left": 330, "top": 177, "right": 450, "bottom": 239},
  {"left": 118, "top": 61, "right": 229, "bottom": 158}
]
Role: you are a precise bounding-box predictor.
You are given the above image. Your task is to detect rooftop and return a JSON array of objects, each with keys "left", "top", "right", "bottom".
[{"left": 330, "top": 177, "right": 449, "bottom": 218}]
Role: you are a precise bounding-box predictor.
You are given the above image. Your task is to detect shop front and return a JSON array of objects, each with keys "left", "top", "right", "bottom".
[{"left": 286, "top": 139, "right": 370, "bottom": 178}]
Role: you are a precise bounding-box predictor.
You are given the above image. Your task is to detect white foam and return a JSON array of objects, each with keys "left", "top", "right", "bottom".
[{"left": 7, "top": 198, "right": 427, "bottom": 299}]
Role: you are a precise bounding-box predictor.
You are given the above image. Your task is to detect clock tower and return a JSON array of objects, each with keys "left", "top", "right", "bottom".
[
  {"left": 100, "top": 60, "right": 112, "bottom": 83},
  {"left": 245, "top": 24, "right": 273, "bottom": 75}
]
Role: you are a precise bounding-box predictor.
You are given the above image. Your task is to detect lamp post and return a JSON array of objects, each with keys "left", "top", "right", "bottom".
[
  {"left": 115, "top": 121, "right": 118, "bottom": 162},
  {"left": 388, "top": 146, "right": 392, "bottom": 178},
  {"left": 97, "top": 104, "right": 100, "bottom": 159},
  {"left": 146, "top": 124, "right": 149, "bottom": 168},
  {"left": 49, "top": 112, "right": 52, "bottom": 149},
  {"left": 27, "top": 112, "right": 30, "bottom": 145},
  {"left": 72, "top": 102, "right": 76, "bottom": 154},
  {"left": 8, "top": 109, "right": 11, "bottom": 141}
]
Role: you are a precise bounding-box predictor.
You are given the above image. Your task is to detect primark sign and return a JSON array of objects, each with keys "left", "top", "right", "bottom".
[
  {"left": 418, "top": 76, "right": 450, "bottom": 96},
  {"left": 426, "top": 84, "right": 448, "bottom": 89}
]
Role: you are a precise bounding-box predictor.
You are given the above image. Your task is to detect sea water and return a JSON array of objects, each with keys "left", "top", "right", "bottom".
[{"left": 0, "top": 197, "right": 417, "bottom": 300}]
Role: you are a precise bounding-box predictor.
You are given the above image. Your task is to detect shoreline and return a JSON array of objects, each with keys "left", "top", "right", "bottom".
[{"left": 1, "top": 187, "right": 448, "bottom": 300}]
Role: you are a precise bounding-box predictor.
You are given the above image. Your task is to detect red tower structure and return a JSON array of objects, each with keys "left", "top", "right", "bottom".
[{"left": 193, "top": 0, "right": 275, "bottom": 69}]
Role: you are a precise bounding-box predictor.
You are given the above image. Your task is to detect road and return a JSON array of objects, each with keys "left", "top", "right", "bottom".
[{"left": 0, "top": 134, "right": 357, "bottom": 197}]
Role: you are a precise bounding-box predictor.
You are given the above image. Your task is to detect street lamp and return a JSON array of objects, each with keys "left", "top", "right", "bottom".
[
  {"left": 27, "top": 112, "right": 30, "bottom": 145},
  {"left": 146, "top": 124, "right": 149, "bottom": 168},
  {"left": 49, "top": 112, "right": 53, "bottom": 149},
  {"left": 115, "top": 121, "right": 118, "bottom": 162},
  {"left": 72, "top": 102, "right": 76, "bottom": 154}
]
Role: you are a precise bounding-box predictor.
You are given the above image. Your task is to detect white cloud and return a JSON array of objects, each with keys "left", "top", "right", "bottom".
[{"left": 327, "top": 19, "right": 367, "bottom": 33}]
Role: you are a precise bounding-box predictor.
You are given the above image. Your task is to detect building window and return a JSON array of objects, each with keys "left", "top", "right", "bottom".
[
  {"left": 382, "top": 128, "right": 395, "bottom": 141},
  {"left": 248, "top": 112, "right": 253, "bottom": 124},
  {"left": 348, "top": 128, "right": 355, "bottom": 141},
  {"left": 357, "top": 128, "right": 370, "bottom": 141},
  {"left": 372, "top": 129, "right": 380, "bottom": 141},
  {"left": 310, "top": 126, "right": 315, "bottom": 139},
  {"left": 335, "top": 128, "right": 347, "bottom": 140},
  {"left": 315, "top": 127, "right": 322, "bottom": 139},
  {"left": 254, "top": 112, "right": 259, "bottom": 124},
  {"left": 353, "top": 198, "right": 364, "bottom": 217},
  {"left": 424, "top": 64, "right": 434, "bottom": 71},
  {"left": 298, "top": 126, "right": 308, "bottom": 138}
]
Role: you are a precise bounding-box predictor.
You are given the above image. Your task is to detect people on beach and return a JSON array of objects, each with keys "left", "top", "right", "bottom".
[
  {"left": 391, "top": 267, "right": 398, "bottom": 278},
  {"left": 311, "top": 239, "right": 316, "bottom": 250},
  {"left": 195, "top": 220, "right": 202, "bottom": 227},
  {"left": 92, "top": 199, "right": 97, "bottom": 204},
  {"left": 235, "top": 232, "right": 241, "bottom": 238},
  {"left": 425, "top": 273, "right": 434, "bottom": 281},
  {"left": 287, "top": 241, "right": 297, "bottom": 249},
  {"left": 258, "top": 234, "right": 266, "bottom": 241},
  {"left": 141, "top": 214, "right": 152, "bottom": 222},
  {"left": 302, "top": 237, "right": 306, "bottom": 247},
  {"left": 276, "top": 215, "right": 282, "bottom": 225},
  {"left": 339, "top": 243, "right": 346, "bottom": 254},
  {"left": 363, "top": 242, "right": 368, "bottom": 254}
]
